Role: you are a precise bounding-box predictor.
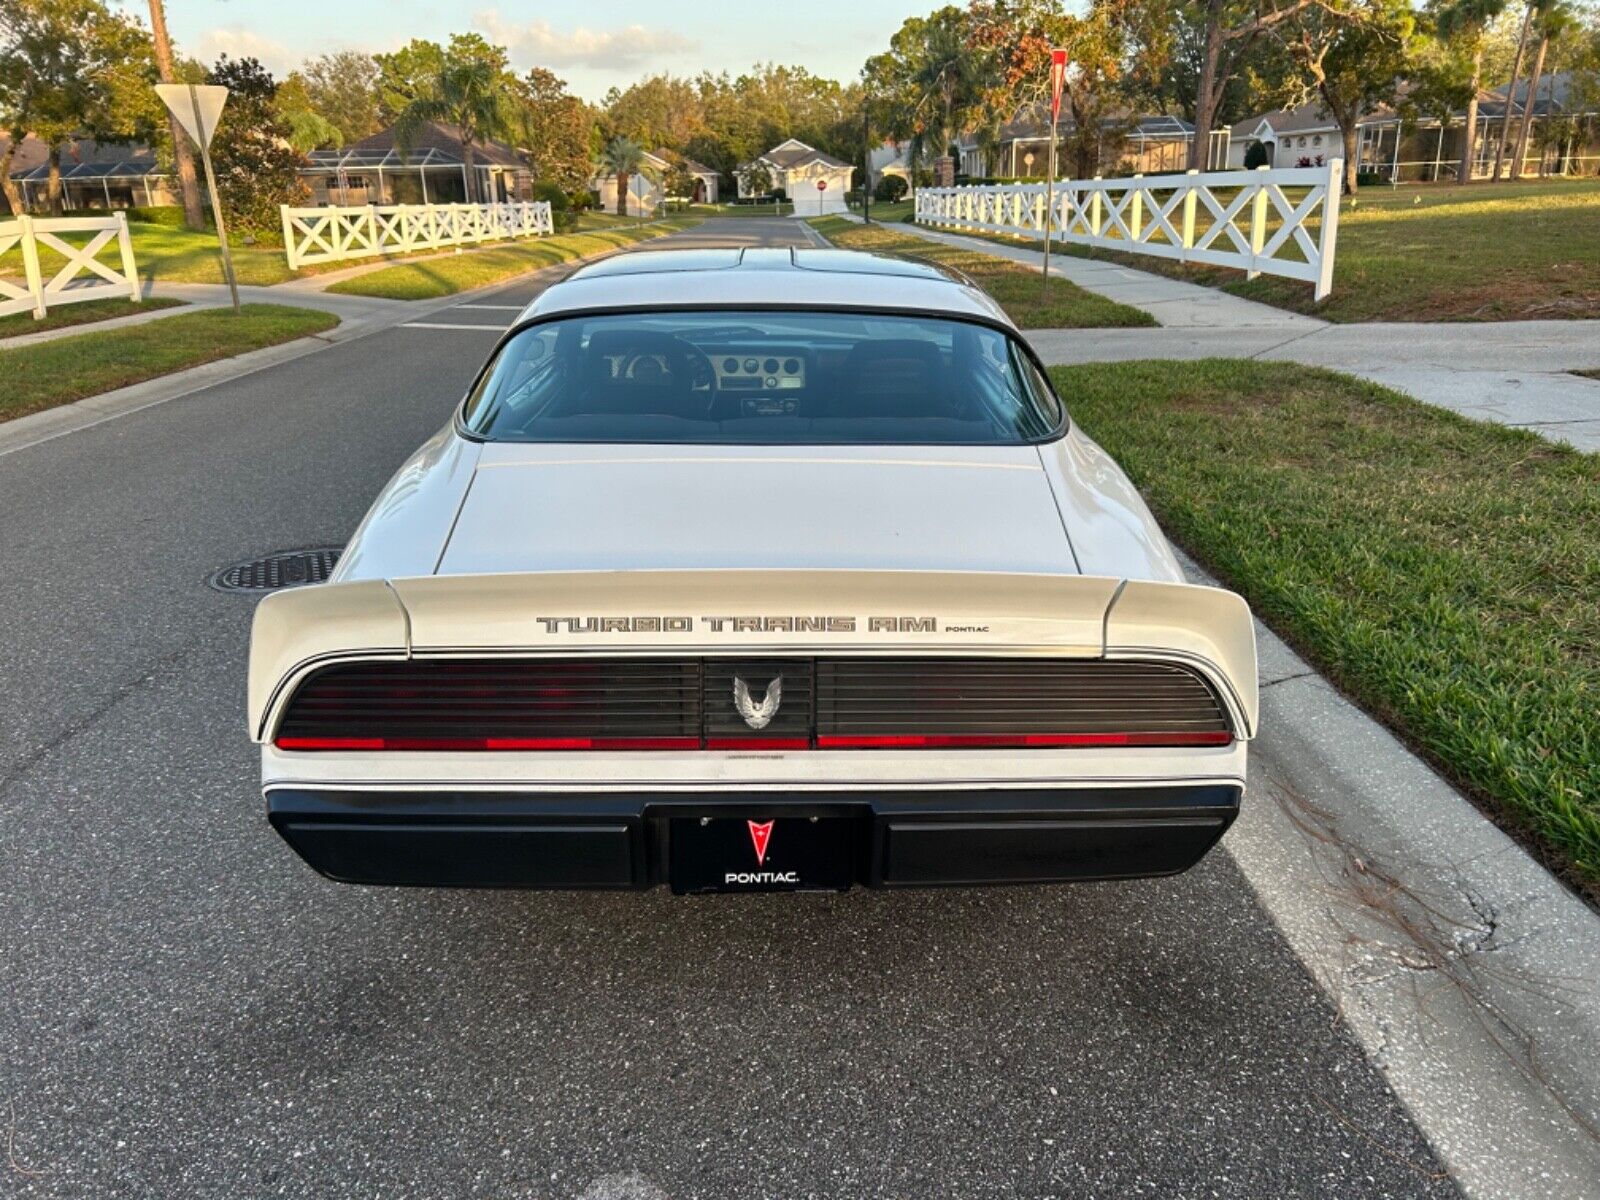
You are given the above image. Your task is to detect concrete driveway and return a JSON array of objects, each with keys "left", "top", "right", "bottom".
[{"left": 0, "top": 220, "right": 1453, "bottom": 1198}]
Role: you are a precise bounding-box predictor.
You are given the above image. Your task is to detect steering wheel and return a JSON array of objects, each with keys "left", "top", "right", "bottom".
[{"left": 610, "top": 333, "right": 713, "bottom": 395}]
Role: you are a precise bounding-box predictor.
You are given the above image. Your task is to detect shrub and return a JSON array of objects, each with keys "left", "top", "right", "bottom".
[
  {"left": 1243, "top": 141, "right": 1270, "bottom": 170},
  {"left": 528, "top": 180, "right": 575, "bottom": 230},
  {"left": 127, "top": 204, "right": 200, "bottom": 228},
  {"left": 873, "top": 175, "right": 909, "bottom": 203}
]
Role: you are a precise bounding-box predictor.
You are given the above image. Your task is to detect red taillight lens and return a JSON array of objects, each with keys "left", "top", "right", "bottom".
[
  {"left": 813, "top": 731, "right": 1234, "bottom": 750},
  {"left": 274, "top": 735, "right": 701, "bottom": 752}
]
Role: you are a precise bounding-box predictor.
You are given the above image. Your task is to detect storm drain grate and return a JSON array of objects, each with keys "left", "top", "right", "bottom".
[{"left": 210, "top": 548, "right": 342, "bottom": 594}]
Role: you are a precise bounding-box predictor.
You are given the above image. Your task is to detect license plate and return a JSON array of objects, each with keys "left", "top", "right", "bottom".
[{"left": 669, "top": 816, "right": 857, "bottom": 894}]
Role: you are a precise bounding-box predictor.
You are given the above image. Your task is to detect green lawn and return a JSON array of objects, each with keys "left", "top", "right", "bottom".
[
  {"left": 856, "top": 201, "right": 914, "bottom": 223},
  {"left": 810, "top": 215, "right": 1153, "bottom": 329},
  {"left": 0, "top": 304, "right": 339, "bottom": 423},
  {"left": 958, "top": 177, "right": 1600, "bottom": 322},
  {"left": 0, "top": 221, "right": 303, "bottom": 287},
  {"left": 0, "top": 296, "right": 184, "bottom": 339},
  {"left": 326, "top": 218, "right": 702, "bottom": 300},
  {"left": 1052, "top": 358, "right": 1600, "bottom": 895}
]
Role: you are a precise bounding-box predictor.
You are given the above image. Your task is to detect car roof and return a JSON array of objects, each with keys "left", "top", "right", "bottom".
[{"left": 517, "top": 246, "right": 1015, "bottom": 328}]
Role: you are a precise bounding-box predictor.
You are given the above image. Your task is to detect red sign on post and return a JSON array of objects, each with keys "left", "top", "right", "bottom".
[
  {"left": 1050, "top": 48, "right": 1069, "bottom": 122},
  {"left": 816, "top": 179, "right": 827, "bottom": 190}
]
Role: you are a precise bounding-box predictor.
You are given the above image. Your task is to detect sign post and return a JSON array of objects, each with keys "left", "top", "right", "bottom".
[
  {"left": 155, "top": 83, "right": 237, "bottom": 312},
  {"left": 1042, "top": 48, "right": 1068, "bottom": 297}
]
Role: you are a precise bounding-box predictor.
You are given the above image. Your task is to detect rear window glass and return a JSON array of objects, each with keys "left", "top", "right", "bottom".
[{"left": 459, "top": 311, "right": 1062, "bottom": 444}]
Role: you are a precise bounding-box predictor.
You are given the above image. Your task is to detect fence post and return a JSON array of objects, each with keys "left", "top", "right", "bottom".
[
  {"left": 1247, "top": 165, "right": 1270, "bottom": 279},
  {"left": 1130, "top": 174, "right": 1143, "bottom": 242},
  {"left": 1180, "top": 168, "right": 1199, "bottom": 261},
  {"left": 1090, "top": 175, "right": 1103, "bottom": 239},
  {"left": 280, "top": 206, "right": 300, "bottom": 271},
  {"left": 18, "top": 214, "right": 46, "bottom": 319},
  {"left": 365, "top": 204, "right": 378, "bottom": 257},
  {"left": 114, "top": 211, "right": 141, "bottom": 302},
  {"left": 1314, "top": 158, "right": 1343, "bottom": 302}
]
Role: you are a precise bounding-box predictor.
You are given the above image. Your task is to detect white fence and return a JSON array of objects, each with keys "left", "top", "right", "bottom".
[
  {"left": 915, "top": 160, "right": 1343, "bottom": 300},
  {"left": 0, "top": 212, "right": 141, "bottom": 320},
  {"left": 280, "top": 200, "right": 555, "bottom": 270}
]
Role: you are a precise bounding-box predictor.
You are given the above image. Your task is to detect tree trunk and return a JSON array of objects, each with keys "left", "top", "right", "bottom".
[
  {"left": 1339, "top": 121, "right": 1359, "bottom": 195},
  {"left": 147, "top": 0, "right": 205, "bottom": 228},
  {"left": 1458, "top": 44, "right": 1483, "bottom": 184},
  {"left": 1512, "top": 33, "right": 1549, "bottom": 179},
  {"left": 46, "top": 145, "right": 63, "bottom": 215},
  {"left": 1493, "top": 3, "right": 1534, "bottom": 180},
  {"left": 616, "top": 170, "right": 629, "bottom": 215},
  {"left": 0, "top": 137, "right": 24, "bottom": 215},
  {"left": 1189, "top": 16, "right": 1225, "bottom": 170},
  {"left": 462, "top": 141, "right": 478, "bottom": 204}
]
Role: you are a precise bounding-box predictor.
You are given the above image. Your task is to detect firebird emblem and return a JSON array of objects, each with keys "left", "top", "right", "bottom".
[
  {"left": 747, "top": 820, "right": 774, "bottom": 865},
  {"left": 732, "top": 675, "right": 782, "bottom": 730}
]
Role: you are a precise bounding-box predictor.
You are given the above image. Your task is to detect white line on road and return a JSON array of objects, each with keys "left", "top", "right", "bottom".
[
  {"left": 401, "top": 322, "right": 508, "bottom": 331},
  {"left": 451, "top": 304, "right": 526, "bottom": 310}
]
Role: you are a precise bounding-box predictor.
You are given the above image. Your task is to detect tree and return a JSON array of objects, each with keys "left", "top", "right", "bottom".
[
  {"left": 1435, "top": 0, "right": 1511, "bottom": 182},
  {"left": 391, "top": 49, "right": 515, "bottom": 204},
  {"left": 1283, "top": 0, "right": 1416, "bottom": 193},
  {"left": 0, "top": 0, "right": 157, "bottom": 214},
  {"left": 1493, "top": 1, "right": 1536, "bottom": 176},
  {"left": 863, "top": 7, "right": 990, "bottom": 186},
  {"left": 1125, "top": 0, "right": 1349, "bottom": 170},
  {"left": 1512, "top": 1, "right": 1579, "bottom": 176},
  {"left": 205, "top": 56, "right": 308, "bottom": 239},
  {"left": 738, "top": 159, "right": 773, "bottom": 198},
  {"left": 146, "top": 0, "right": 203, "bottom": 227},
  {"left": 276, "top": 73, "right": 343, "bottom": 152},
  {"left": 513, "top": 68, "right": 595, "bottom": 193},
  {"left": 660, "top": 153, "right": 697, "bottom": 201},
  {"left": 601, "top": 136, "right": 647, "bottom": 214},
  {"left": 300, "top": 51, "right": 381, "bottom": 145}
]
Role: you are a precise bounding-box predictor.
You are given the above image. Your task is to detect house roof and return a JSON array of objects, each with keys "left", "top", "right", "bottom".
[
  {"left": 343, "top": 121, "right": 523, "bottom": 168},
  {"left": 8, "top": 137, "right": 164, "bottom": 182},
  {"left": 744, "top": 139, "right": 850, "bottom": 171},
  {"left": 650, "top": 149, "right": 718, "bottom": 177},
  {"left": 958, "top": 110, "right": 1198, "bottom": 150}
]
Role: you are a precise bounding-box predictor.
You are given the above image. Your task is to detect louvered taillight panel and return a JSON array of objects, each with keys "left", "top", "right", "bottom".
[
  {"left": 814, "top": 659, "right": 1229, "bottom": 738},
  {"left": 276, "top": 659, "right": 700, "bottom": 748},
  {"left": 273, "top": 656, "right": 1232, "bottom": 750}
]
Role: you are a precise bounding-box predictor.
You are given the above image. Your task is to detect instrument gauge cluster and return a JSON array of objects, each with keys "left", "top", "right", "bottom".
[{"left": 712, "top": 348, "right": 807, "bottom": 392}]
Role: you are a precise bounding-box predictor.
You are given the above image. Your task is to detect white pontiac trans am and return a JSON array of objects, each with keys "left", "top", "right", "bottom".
[{"left": 248, "top": 246, "right": 1257, "bottom": 893}]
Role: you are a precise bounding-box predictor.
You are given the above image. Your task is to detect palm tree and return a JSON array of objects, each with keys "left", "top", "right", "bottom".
[
  {"left": 1512, "top": 1, "right": 1578, "bottom": 177},
  {"left": 601, "top": 137, "right": 647, "bottom": 216},
  {"left": 393, "top": 57, "right": 513, "bottom": 204},
  {"left": 1438, "top": 0, "right": 1509, "bottom": 184},
  {"left": 1493, "top": 1, "right": 1537, "bottom": 178}
]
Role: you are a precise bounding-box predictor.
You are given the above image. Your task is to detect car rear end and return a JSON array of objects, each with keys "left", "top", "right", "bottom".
[{"left": 249, "top": 570, "right": 1256, "bottom": 893}]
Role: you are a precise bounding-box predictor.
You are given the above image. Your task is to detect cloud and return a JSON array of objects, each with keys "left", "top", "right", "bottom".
[
  {"left": 192, "top": 26, "right": 295, "bottom": 75},
  {"left": 472, "top": 11, "right": 697, "bottom": 70}
]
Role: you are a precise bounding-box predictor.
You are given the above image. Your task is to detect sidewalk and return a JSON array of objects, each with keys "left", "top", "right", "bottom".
[{"left": 899, "top": 222, "right": 1600, "bottom": 453}]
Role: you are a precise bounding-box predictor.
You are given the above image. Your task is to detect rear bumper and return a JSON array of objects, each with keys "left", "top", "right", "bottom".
[{"left": 267, "top": 784, "right": 1241, "bottom": 890}]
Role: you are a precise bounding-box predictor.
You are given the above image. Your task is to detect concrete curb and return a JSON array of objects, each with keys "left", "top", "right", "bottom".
[{"left": 1181, "top": 548, "right": 1600, "bottom": 1198}]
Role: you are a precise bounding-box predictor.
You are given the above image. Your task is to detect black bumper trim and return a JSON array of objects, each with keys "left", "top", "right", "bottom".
[{"left": 267, "top": 785, "right": 1240, "bottom": 890}]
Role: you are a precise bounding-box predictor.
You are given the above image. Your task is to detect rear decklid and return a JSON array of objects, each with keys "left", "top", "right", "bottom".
[{"left": 436, "top": 444, "right": 1076, "bottom": 575}]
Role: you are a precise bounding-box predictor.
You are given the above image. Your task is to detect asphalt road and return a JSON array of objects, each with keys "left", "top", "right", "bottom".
[{"left": 0, "top": 219, "right": 1455, "bottom": 1198}]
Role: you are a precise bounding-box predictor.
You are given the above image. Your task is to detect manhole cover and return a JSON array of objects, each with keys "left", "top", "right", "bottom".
[{"left": 210, "top": 548, "right": 342, "bottom": 594}]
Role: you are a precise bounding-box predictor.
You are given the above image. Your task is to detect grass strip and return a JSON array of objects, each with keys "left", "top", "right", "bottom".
[
  {"left": 1050, "top": 357, "right": 1600, "bottom": 895},
  {"left": 0, "top": 296, "right": 185, "bottom": 339},
  {"left": 809, "top": 216, "right": 1153, "bottom": 329},
  {"left": 0, "top": 303, "right": 339, "bottom": 423},
  {"left": 327, "top": 218, "right": 703, "bottom": 300}
]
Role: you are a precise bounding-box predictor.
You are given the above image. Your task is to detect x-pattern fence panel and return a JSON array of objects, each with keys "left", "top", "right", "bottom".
[
  {"left": 0, "top": 212, "right": 141, "bottom": 320},
  {"left": 915, "top": 160, "right": 1343, "bottom": 300},
  {"left": 281, "top": 201, "right": 555, "bottom": 270}
]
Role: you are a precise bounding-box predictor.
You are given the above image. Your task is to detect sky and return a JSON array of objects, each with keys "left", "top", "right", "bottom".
[{"left": 122, "top": 0, "right": 914, "bottom": 100}]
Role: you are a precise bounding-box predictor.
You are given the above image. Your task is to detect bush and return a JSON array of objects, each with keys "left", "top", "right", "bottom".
[
  {"left": 528, "top": 180, "right": 576, "bottom": 230},
  {"left": 1355, "top": 171, "right": 1386, "bottom": 188},
  {"left": 1243, "top": 141, "right": 1270, "bottom": 170},
  {"left": 770, "top": 187, "right": 787, "bottom": 202},
  {"left": 873, "top": 175, "right": 908, "bottom": 203}
]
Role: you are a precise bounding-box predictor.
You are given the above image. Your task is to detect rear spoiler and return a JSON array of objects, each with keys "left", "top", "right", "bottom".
[{"left": 248, "top": 570, "right": 1258, "bottom": 743}]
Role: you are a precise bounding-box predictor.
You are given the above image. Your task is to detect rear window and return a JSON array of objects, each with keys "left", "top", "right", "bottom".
[{"left": 459, "top": 310, "right": 1062, "bottom": 444}]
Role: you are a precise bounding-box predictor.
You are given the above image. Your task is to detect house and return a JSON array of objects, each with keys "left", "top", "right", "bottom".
[
  {"left": 957, "top": 111, "right": 1231, "bottom": 179},
  {"left": 867, "top": 141, "right": 913, "bottom": 190},
  {"left": 4, "top": 135, "right": 178, "bottom": 213},
  {"left": 1227, "top": 73, "right": 1600, "bottom": 182},
  {"left": 303, "top": 121, "right": 531, "bottom": 206},
  {"left": 737, "top": 138, "right": 852, "bottom": 215},
  {"left": 593, "top": 149, "right": 720, "bottom": 215}
]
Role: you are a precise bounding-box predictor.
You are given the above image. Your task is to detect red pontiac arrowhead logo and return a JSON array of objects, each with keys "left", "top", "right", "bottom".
[{"left": 747, "top": 820, "right": 774, "bottom": 865}]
